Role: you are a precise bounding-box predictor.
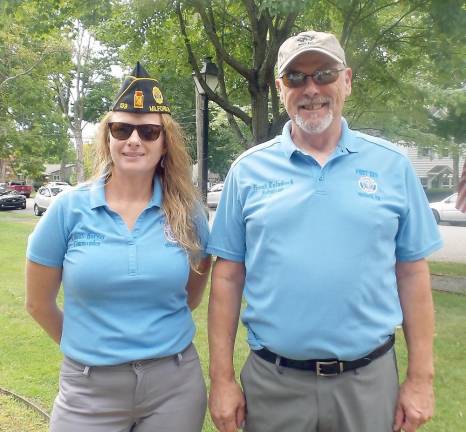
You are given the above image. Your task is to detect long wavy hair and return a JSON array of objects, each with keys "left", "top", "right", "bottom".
[{"left": 93, "top": 112, "right": 204, "bottom": 269}]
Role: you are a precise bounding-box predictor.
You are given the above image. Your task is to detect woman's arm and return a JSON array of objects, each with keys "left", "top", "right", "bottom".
[
  {"left": 186, "top": 255, "right": 212, "bottom": 310},
  {"left": 25, "top": 259, "right": 63, "bottom": 344}
]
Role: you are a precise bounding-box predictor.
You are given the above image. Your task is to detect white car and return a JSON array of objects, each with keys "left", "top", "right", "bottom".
[
  {"left": 34, "top": 184, "right": 71, "bottom": 216},
  {"left": 207, "top": 182, "right": 224, "bottom": 208},
  {"left": 429, "top": 193, "right": 466, "bottom": 224}
]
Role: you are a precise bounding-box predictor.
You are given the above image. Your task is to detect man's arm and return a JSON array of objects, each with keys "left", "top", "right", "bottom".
[
  {"left": 25, "top": 259, "right": 63, "bottom": 344},
  {"left": 393, "top": 258, "right": 435, "bottom": 432},
  {"left": 208, "top": 258, "right": 246, "bottom": 432}
]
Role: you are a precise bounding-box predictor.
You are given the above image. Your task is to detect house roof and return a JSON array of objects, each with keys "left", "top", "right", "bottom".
[{"left": 44, "top": 164, "right": 75, "bottom": 175}]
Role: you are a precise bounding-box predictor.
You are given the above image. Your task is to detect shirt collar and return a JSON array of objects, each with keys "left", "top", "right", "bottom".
[
  {"left": 89, "top": 175, "right": 163, "bottom": 210},
  {"left": 280, "top": 117, "right": 359, "bottom": 159}
]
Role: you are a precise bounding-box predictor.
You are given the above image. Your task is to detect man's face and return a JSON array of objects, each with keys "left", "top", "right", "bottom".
[{"left": 276, "top": 52, "right": 352, "bottom": 137}]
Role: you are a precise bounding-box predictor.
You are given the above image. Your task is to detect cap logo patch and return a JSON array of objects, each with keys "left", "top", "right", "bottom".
[
  {"left": 152, "top": 86, "right": 164, "bottom": 104},
  {"left": 134, "top": 90, "right": 144, "bottom": 108},
  {"left": 296, "top": 34, "right": 316, "bottom": 48}
]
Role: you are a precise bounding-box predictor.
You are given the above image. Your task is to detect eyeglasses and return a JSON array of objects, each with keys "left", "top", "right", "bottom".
[
  {"left": 108, "top": 122, "right": 164, "bottom": 141},
  {"left": 280, "top": 68, "right": 345, "bottom": 88}
]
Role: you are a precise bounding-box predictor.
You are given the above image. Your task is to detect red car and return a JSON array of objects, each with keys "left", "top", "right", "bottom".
[{"left": 7, "top": 180, "right": 33, "bottom": 198}]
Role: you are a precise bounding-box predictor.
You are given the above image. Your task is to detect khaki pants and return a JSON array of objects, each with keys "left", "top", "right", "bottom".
[
  {"left": 240, "top": 348, "right": 399, "bottom": 432},
  {"left": 50, "top": 344, "right": 206, "bottom": 432}
]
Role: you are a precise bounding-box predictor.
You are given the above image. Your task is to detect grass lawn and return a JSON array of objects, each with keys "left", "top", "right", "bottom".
[
  {"left": 0, "top": 211, "right": 465, "bottom": 431},
  {"left": 429, "top": 261, "right": 466, "bottom": 277}
]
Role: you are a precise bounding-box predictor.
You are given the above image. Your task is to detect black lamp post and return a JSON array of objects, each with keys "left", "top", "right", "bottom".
[{"left": 192, "top": 56, "right": 219, "bottom": 203}]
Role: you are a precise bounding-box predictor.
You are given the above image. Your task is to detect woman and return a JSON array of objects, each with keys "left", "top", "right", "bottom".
[{"left": 25, "top": 63, "right": 211, "bottom": 432}]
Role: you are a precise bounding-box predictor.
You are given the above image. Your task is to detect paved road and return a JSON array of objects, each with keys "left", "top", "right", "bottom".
[
  {"left": 11, "top": 203, "right": 466, "bottom": 263},
  {"left": 429, "top": 224, "right": 466, "bottom": 263}
]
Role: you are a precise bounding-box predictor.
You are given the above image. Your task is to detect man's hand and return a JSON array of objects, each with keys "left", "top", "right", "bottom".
[
  {"left": 209, "top": 378, "right": 246, "bottom": 432},
  {"left": 393, "top": 377, "right": 434, "bottom": 431}
]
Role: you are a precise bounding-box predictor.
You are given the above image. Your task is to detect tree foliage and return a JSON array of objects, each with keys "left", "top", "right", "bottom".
[{"left": 1, "top": 0, "right": 464, "bottom": 182}]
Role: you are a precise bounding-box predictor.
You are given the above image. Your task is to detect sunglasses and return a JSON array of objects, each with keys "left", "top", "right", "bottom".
[
  {"left": 108, "top": 122, "right": 164, "bottom": 141},
  {"left": 280, "top": 68, "right": 345, "bottom": 88}
]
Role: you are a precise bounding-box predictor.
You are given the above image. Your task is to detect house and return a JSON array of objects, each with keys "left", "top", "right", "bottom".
[
  {"left": 395, "top": 145, "right": 465, "bottom": 190},
  {"left": 44, "top": 164, "right": 76, "bottom": 184}
]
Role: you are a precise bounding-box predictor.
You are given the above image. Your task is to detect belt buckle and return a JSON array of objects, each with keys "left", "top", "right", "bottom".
[{"left": 316, "top": 360, "right": 343, "bottom": 376}]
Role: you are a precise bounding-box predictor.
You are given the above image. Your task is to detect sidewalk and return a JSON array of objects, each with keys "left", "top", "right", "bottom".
[{"left": 431, "top": 274, "right": 466, "bottom": 295}]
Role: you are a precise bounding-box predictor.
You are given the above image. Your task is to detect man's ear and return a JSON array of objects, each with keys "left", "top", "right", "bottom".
[
  {"left": 275, "top": 78, "right": 284, "bottom": 103},
  {"left": 344, "top": 68, "right": 352, "bottom": 98}
]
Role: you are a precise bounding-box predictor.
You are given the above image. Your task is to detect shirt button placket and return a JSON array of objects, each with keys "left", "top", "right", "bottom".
[{"left": 128, "top": 236, "right": 137, "bottom": 275}]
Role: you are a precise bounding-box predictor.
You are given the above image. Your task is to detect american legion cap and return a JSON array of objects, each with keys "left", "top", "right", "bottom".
[
  {"left": 112, "top": 62, "right": 171, "bottom": 114},
  {"left": 277, "top": 31, "right": 346, "bottom": 76}
]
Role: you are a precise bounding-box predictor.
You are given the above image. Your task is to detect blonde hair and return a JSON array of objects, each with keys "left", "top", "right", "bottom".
[{"left": 93, "top": 112, "right": 204, "bottom": 269}]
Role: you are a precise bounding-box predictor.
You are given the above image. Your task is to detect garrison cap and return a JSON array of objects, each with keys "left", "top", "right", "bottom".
[{"left": 112, "top": 62, "right": 171, "bottom": 114}]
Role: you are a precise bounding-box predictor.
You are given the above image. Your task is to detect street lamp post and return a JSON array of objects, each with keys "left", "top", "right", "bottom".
[{"left": 192, "top": 56, "right": 219, "bottom": 203}]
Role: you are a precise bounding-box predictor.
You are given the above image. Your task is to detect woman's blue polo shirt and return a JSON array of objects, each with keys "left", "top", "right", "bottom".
[
  {"left": 27, "top": 177, "right": 209, "bottom": 366},
  {"left": 207, "top": 119, "right": 442, "bottom": 360}
]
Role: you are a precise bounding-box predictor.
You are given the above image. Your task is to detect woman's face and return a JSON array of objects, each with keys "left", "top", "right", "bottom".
[{"left": 107, "top": 111, "right": 165, "bottom": 178}]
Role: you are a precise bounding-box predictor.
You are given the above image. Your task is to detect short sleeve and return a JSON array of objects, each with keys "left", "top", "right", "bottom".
[
  {"left": 207, "top": 167, "right": 246, "bottom": 262},
  {"left": 26, "top": 195, "right": 68, "bottom": 268},
  {"left": 395, "top": 160, "right": 443, "bottom": 261}
]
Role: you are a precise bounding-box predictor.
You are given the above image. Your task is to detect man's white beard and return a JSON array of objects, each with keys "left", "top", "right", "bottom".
[{"left": 294, "top": 110, "right": 333, "bottom": 135}]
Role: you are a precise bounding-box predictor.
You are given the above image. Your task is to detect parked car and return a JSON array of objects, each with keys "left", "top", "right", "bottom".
[
  {"left": 207, "top": 182, "right": 224, "bottom": 208},
  {"left": 46, "top": 181, "right": 71, "bottom": 187},
  {"left": 429, "top": 193, "right": 466, "bottom": 224},
  {"left": 34, "top": 184, "right": 71, "bottom": 216},
  {"left": 0, "top": 190, "right": 27, "bottom": 210},
  {"left": 0, "top": 183, "right": 7, "bottom": 194},
  {"left": 7, "top": 180, "right": 33, "bottom": 198}
]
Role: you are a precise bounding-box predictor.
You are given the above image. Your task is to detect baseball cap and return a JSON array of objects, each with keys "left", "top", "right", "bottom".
[{"left": 277, "top": 31, "right": 346, "bottom": 76}]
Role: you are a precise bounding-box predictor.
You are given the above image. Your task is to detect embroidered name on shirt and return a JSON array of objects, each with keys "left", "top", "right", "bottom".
[
  {"left": 70, "top": 231, "right": 105, "bottom": 247},
  {"left": 253, "top": 179, "right": 294, "bottom": 196}
]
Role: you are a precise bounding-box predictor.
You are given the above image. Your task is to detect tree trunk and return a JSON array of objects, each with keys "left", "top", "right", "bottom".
[
  {"left": 249, "top": 81, "right": 270, "bottom": 146},
  {"left": 72, "top": 125, "right": 85, "bottom": 183}
]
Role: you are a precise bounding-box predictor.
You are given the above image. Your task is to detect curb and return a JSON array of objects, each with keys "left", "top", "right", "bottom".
[
  {"left": 431, "top": 274, "right": 466, "bottom": 295},
  {"left": 0, "top": 387, "right": 50, "bottom": 421}
]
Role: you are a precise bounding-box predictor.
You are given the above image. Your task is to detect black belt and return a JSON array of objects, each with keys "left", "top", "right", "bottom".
[{"left": 253, "top": 334, "right": 395, "bottom": 376}]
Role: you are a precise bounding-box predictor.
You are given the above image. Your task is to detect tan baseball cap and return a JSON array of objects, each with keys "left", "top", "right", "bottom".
[{"left": 277, "top": 31, "right": 346, "bottom": 76}]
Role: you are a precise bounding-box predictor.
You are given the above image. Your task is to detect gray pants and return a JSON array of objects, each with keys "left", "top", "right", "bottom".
[
  {"left": 240, "top": 348, "right": 399, "bottom": 432},
  {"left": 50, "top": 344, "right": 206, "bottom": 432}
]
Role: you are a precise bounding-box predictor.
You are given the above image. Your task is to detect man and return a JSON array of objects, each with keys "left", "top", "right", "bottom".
[
  {"left": 207, "top": 31, "right": 442, "bottom": 432},
  {"left": 456, "top": 160, "right": 466, "bottom": 212}
]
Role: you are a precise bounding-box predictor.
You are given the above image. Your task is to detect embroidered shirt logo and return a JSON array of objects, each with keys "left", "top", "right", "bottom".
[
  {"left": 163, "top": 223, "right": 178, "bottom": 245},
  {"left": 358, "top": 176, "right": 377, "bottom": 194},
  {"left": 356, "top": 169, "right": 380, "bottom": 201}
]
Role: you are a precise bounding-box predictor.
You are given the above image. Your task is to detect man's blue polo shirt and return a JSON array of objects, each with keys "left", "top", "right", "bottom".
[
  {"left": 207, "top": 119, "right": 442, "bottom": 360},
  {"left": 27, "top": 177, "right": 209, "bottom": 366}
]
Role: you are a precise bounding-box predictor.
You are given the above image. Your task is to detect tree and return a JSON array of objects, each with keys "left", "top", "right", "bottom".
[
  {"left": 0, "top": 0, "right": 72, "bottom": 181},
  {"left": 50, "top": 20, "right": 119, "bottom": 182},
  {"left": 96, "top": 0, "right": 465, "bottom": 151}
]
